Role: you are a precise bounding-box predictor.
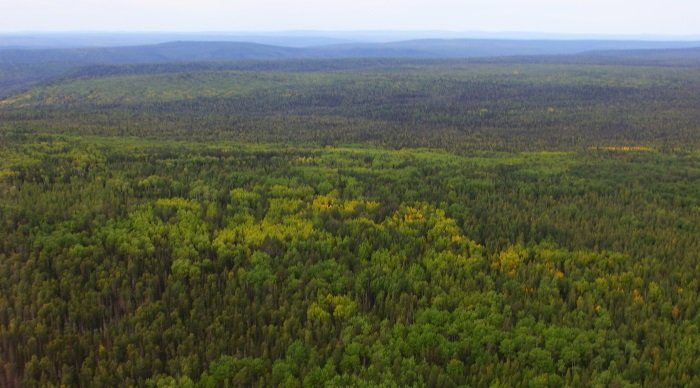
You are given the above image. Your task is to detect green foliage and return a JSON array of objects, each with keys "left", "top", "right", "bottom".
[
  {"left": 1, "top": 136, "right": 699, "bottom": 386},
  {"left": 2, "top": 58, "right": 700, "bottom": 386}
]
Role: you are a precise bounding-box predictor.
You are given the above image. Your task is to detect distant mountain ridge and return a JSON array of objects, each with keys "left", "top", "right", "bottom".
[
  {"left": 3, "top": 31, "right": 700, "bottom": 49},
  {"left": 0, "top": 41, "right": 305, "bottom": 65},
  {"left": 2, "top": 39, "right": 700, "bottom": 66}
]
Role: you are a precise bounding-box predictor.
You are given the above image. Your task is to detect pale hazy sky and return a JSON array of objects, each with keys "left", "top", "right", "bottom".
[{"left": 0, "top": 0, "right": 698, "bottom": 35}]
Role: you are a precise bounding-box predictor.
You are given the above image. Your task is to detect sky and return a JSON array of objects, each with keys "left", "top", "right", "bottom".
[{"left": 0, "top": 0, "right": 698, "bottom": 36}]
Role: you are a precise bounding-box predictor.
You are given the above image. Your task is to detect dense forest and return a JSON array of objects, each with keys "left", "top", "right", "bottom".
[
  {"left": 4, "top": 60, "right": 700, "bottom": 151},
  {"left": 1, "top": 51, "right": 700, "bottom": 387}
]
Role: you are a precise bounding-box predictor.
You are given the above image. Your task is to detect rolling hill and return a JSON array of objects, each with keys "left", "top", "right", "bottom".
[
  {"left": 2, "top": 39, "right": 700, "bottom": 65},
  {"left": 1, "top": 39, "right": 699, "bottom": 98}
]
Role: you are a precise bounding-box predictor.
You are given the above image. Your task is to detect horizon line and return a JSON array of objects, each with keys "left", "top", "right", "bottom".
[{"left": 2, "top": 29, "right": 700, "bottom": 37}]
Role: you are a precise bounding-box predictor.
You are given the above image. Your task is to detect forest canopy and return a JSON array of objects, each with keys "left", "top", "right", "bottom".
[{"left": 1, "top": 54, "right": 700, "bottom": 386}]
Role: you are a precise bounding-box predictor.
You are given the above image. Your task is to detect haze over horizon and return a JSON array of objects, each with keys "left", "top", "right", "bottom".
[{"left": 1, "top": 0, "right": 698, "bottom": 36}]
